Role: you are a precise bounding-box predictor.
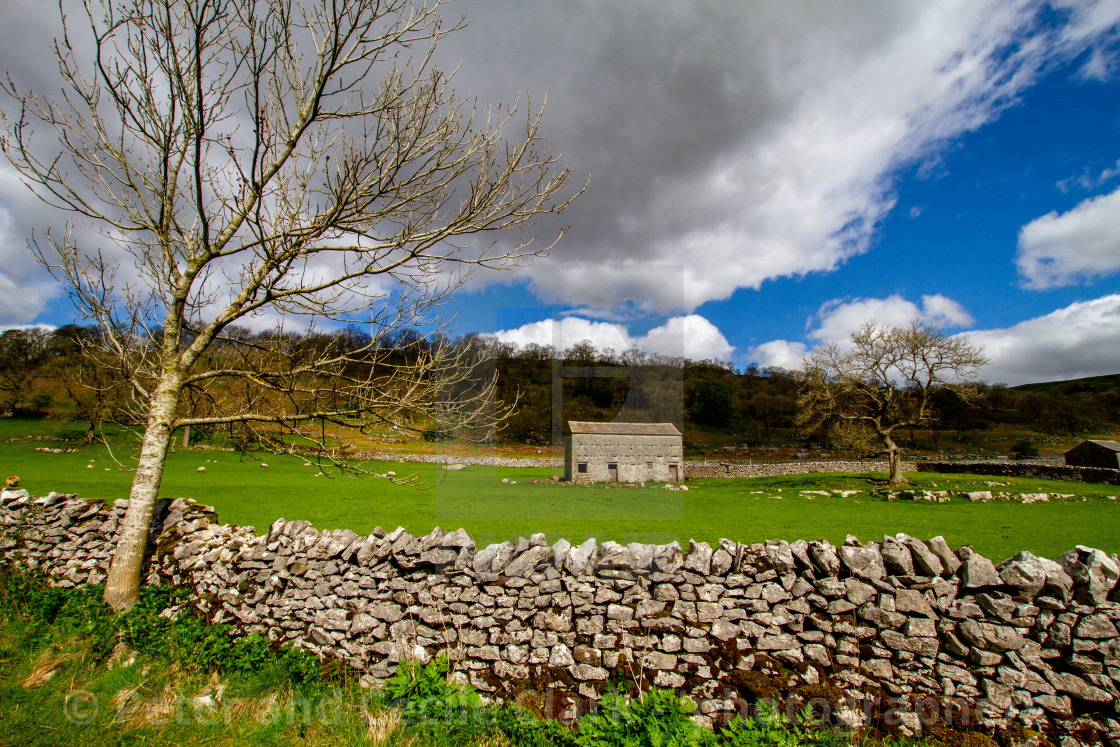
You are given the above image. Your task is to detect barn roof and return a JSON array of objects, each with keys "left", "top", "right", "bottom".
[
  {"left": 1073, "top": 439, "right": 1120, "bottom": 452},
  {"left": 567, "top": 421, "right": 681, "bottom": 437}
]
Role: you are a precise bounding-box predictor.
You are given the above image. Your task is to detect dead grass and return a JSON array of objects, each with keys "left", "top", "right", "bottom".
[
  {"left": 363, "top": 704, "right": 410, "bottom": 746},
  {"left": 20, "top": 637, "right": 88, "bottom": 688}
]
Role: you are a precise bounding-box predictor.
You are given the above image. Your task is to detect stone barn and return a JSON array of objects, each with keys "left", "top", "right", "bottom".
[
  {"left": 1064, "top": 439, "right": 1120, "bottom": 469},
  {"left": 564, "top": 421, "right": 683, "bottom": 484}
]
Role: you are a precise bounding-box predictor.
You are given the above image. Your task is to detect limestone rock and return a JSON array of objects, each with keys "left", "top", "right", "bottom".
[
  {"left": 1045, "top": 671, "right": 1114, "bottom": 703},
  {"left": 764, "top": 540, "right": 796, "bottom": 574},
  {"left": 959, "top": 546, "right": 1001, "bottom": 588},
  {"left": 895, "top": 588, "right": 936, "bottom": 617},
  {"left": 808, "top": 540, "right": 841, "bottom": 577},
  {"left": 880, "top": 536, "right": 915, "bottom": 576},
  {"left": 653, "top": 542, "right": 684, "bottom": 574},
  {"left": 958, "top": 619, "right": 1027, "bottom": 652},
  {"left": 571, "top": 664, "right": 608, "bottom": 681},
  {"left": 549, "top": 644, "right": 575, "bottom": 668},
  {"left": 552, "top": 538, "right": 572, "bottom": 569},
  {"left": 1059, "top": 546, "right": 1119, "bottom": 605},
  {"left": 838, "top": 546, "right": 886, "bottom": 580},
  {"left": 710, "top": 546, "right": 734, "bottom": 576},
  {"left": 1000, "top": 555, "right": 1047, "bottom": 599},
  {"left": 628, "top": 542, "right": 656, "bottom": 571},
  {"left": 683, "top": 539, "right": 713, "bottom": 576},
  {"left": 440, "top": 528, "right": 474, "bottom": 549},
  {"left": 902, "top": 535, "right": 945, "bottom": 577},
  {"left": 926, "top": 536, "right": 962, "bottom": 575},
  {"left": 473, "top": 544, "right": 500, "bottom": 573},
  {"left": 505, "top": 545, "right": 551, "bottom": 577},
  {"left": 566, "top": 538, "right": 598, "bottom": 576}
]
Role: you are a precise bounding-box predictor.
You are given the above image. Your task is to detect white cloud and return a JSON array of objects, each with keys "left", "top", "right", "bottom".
[
  {"left": 809, "top": 293, "right": 974, "bottom": 344},
  {"left": 751, "top": 292, "right": 974, "bottom": 369},
  {"left": 488, "top": 313, "right": 734, "bottom": 362},
  {"left": 965, "top": 294, "right": 1120, "bottom": 385},
  {"left": 1016, "top": 186, "right": 1120, "bottom": 289},
  {"left": 919, "top": 294, "right": 975, "bottom": 327},
  {"left": 488, "top": 317, "right": 632, "bottom": 355},
  {"left": 748, "top": 340, "right": 809, "bottom": 371},
  {"left": 0, "top": 181, "right": 61, "bottom": 325},
  {"left": 635, "top": 315, "right": 734, "bottom": 362},
  {"left": 752, "top": 293, "right": 1120, "bottom": 386}
]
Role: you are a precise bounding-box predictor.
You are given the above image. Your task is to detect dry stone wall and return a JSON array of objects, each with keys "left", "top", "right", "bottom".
[
  {"left": 684, "top": 460, "right": 910, "bottom": 479},
  {"left": 2, "top": 490, "right": 1120, "bottom": 743},
  {"left": 918, "top": 461, "right": 1120, "bottom": 486}
]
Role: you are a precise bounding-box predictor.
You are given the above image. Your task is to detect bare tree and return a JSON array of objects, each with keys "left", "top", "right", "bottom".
[
  {"left": 797, "top": 320, "right": 989, "bottom": 484},
  {"left": 1, "top": 0, "right": 579, "bottom": 611}
]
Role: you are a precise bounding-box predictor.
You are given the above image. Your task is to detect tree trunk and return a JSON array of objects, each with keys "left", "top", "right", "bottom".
[
  {"left": 103, "top": 375, "right": 180, "bottom": 613},
  {"left": 887, "top": 440, "right": 906, "bottom": 485}
]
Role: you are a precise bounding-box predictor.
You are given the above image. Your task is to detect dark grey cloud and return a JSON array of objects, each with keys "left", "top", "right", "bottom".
[
  {"left": 3, "top": 0, "right": 1120, "bottom": 326},
  {"left": 434, "top": 1, "right": 1120, "bottom": 312}
]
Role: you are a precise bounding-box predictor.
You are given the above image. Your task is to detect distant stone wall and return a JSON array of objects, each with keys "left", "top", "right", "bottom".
[
  {"left": 2, "top": 490, "right": 1120, "bottom": 743},
  {"left": 366, "top": 453, "right": 557, "bottom": 468},
  {"left": 684, "top": 460, "right": 909, "bottom": 479},
  {"left": 918, "top": 461, "right": 1120, "bottom": 486}
]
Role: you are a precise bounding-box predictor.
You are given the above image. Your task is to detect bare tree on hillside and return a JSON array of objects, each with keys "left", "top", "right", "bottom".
[
  {"left": 797, "top": 320, "right": 989, "bottom": 484},
  {"left": 1, "top": 0, "right": 580, "bottom": 611}
]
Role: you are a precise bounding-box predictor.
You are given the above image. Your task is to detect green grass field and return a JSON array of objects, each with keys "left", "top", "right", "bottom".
[{"left": 2, "top": 420, "right": 1118, "bottom": 562}]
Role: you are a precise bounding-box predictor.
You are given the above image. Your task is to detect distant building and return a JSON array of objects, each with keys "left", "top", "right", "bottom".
[
  {"left": 564, "top": 421, "right": 683, "bottom": 484},
  {"left": 1064, "top": 440, "right": 1120, "bottom": 469}
]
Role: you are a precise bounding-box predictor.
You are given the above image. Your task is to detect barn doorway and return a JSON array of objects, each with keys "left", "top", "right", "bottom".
[
  {"left": 668, "top": 464, "right": 678, "bottom": 482},
  {"left": 607, "top": 463, "right": 618, "bottom": 483}
]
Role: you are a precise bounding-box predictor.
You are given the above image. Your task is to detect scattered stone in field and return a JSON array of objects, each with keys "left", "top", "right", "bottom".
[{"left": 442, "top": 464, "right": 466, "bottom": 471}]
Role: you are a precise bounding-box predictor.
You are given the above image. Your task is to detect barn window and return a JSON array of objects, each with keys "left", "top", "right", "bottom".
[{"left": 577, "top": 463, "right": 588, "bottom": 473}]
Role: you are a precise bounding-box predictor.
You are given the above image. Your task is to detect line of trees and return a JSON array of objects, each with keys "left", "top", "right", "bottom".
[{"left": 8, "top": 324, "right": 1120, "bottom": 450}]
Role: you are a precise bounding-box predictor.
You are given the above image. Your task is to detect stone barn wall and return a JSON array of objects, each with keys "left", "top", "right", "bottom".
[
  {"left": 1065, "top": 442, "right": 1120, "bottom": 471},
  {"left": 2, "top": 490, "right": 1120, "bottom": 743},
  {"left": 566, "top": 433, "right": 684, "bottom": 483}
]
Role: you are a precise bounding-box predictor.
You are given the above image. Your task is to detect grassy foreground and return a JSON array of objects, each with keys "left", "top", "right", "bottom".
[{"left": 2, "top": 420, "right": 1118, "bottom": 561}]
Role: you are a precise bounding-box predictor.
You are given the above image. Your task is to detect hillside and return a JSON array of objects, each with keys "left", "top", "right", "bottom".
[{"left": 1011, "top": 372, "right": 1120, "bottom": 394}]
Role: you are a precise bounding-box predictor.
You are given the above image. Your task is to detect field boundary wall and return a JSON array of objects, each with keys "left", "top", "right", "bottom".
[
  {"left": 2, "top": 491, "right": 1119, "bottom": 742},
  {"left": 918, "top": 461, "right": 1120, "bottom": 486}
]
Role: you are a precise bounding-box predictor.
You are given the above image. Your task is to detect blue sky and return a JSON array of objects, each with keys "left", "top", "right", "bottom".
[{"left": 2, "top": 1, "right": 1120, "bottom": 386}]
